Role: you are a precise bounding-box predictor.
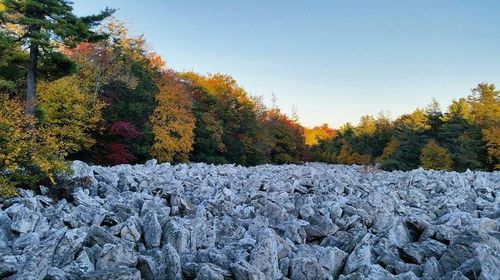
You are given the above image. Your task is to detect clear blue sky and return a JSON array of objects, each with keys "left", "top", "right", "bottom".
[{"left": 73, "top": 0, "right": 500, "bottom": 128}]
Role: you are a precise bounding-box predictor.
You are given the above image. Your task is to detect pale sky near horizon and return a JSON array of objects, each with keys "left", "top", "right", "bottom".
[{"left": 73, "top": 0, "right": 500, "bottom": 128}]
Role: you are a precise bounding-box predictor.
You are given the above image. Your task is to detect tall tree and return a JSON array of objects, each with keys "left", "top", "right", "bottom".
[
  {"left": 263, "top": 108, "right": 306, "bottom": 164},
  {"left": 150, "top": 71, "right": 195, "bottom": 163},
  {"left": 0, "top": 0, "right": 113, "bottom": 115},
  {"left": 468, "top": 83, "right": 500, "bottom": 169}
]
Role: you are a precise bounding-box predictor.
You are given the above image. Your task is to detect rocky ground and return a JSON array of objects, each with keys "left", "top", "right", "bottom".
[{"left": 0, "top": 161, "right": 499, "bottom": 280}]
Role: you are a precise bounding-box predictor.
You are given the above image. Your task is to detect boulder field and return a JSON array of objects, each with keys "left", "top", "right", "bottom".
[{"left": 0, "top": 160, "right": 499, "bottom": 279}]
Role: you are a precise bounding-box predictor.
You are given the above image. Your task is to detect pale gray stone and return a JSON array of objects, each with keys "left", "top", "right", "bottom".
[
  {"left": 163, "top": 244, "right": 182, "bottom": 280},
  {"left": 344, "top": 244, "right": 372, "bottom": 274},
  {"left": 121, "top": 216, "right": 142, "bottom": 242},
  {"left": 230, "top": 260, "right": 266, "bottom": 280},
  {"left": 10, "top": 206, "right": 39, "bottom": 233},
  {"left": 82, "top": 268, "right": 141, "bottom": 280},
  {"left": 96, "top": 244, "right": 138, "bottom": 269},
  {"left": 249, "top": 228, "right": 281, "bottom": 280},
  {"left": 2, "top": 162, "right": 499, "bottom": 279},
  {"left": 142, "top": 210, "right": 161, "bottom": 248},
  {"left": 290, "top": 257, "right": 327, "bottom": 280},
  {"left": 52, "top": 227, "right": 87, "bottom": 267}
]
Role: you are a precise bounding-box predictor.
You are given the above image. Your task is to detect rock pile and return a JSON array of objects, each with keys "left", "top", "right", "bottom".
[{"left": 0, "top": 160, "right": 499, "bottom": 279}]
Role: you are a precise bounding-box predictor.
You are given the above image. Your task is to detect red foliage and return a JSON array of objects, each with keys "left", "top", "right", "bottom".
[
  {"left": 66, "top": 42, "right": 110, "bottom": 65},
  {"left": 109, "top": 121, "right": 143, "bottom": 140},
  {"left": 105, "top": 143, "right": 134, "bottom": 165},
  {"left": 93, "top": 142, "right": 134, "bottom": 165}
]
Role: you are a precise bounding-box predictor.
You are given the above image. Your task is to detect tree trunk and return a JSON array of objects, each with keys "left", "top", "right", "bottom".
[{"left": 26, "top": 43, "right": 38, "bottom": 117}]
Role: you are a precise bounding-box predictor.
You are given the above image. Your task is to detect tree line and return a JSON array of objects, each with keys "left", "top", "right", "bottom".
[
  {"left": 0, "top": 1, "right": 306, "bottom": 196},
  {"left": 0, "top": 1, "right": 498, "bottom": 197},
  {"left": 310, "top": 87, "right": 499, "bottom": 172}
]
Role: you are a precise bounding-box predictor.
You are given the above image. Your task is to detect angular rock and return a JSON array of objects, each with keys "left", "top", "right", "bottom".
[
  {"left": 162, "top": 218, "right": 189, "bottom": 253},
  {"left": 0, "top": 211, "right": 13, "bottom": 248},
  {"left": 230, "top": 260, "right": 266, "bottom": 280},
  {"left": 290, "top": 257, "right": 327, "bottom": 280},
  {"left": 388, "top": 219, "right": 411, "bottom": 247},
  {"left": 163, "top": 244, "right": 182, "bottom": 280},
  {"left": 52, "top": 227, "right": 88, "bottom": 267},
  {"left": 196, "top": 264, "right": 225, "bottom": 280},
  {"left": 422, "top": 257, "right": 441, "bottom": 280},
  {"left": 121, "top": 216, "right": 142, "bottom": 242},
  {"left": 82, "top": 268, "right": 141, "bottom": 280},
  {"left": 317, "top": 246, "right": 348, "bottom": 278},
  {"left": 13, "top": 232, "right": 39, "bottom": 252},
  {"left": 0, "top": 254, "right": 22, "bottom": 278},
  {"left": 400, "top": 239, "right": 447, "bottom": 264},
  {"left": 0, "top": 162, "right": 498, "bottom": 280},
  {"left": 142, "top": 210, "right": 162, "bottom": 248},
  {"left": 63, "top": 250, "right": 95, "bottom": 276},
  {"left": 137, "top": 255, "right": 158, "bottom": 280},
  {"left": 96, "top": 244, "right": 138, "bottom": 269},
  {"left": 344, "top": 244, "right": 372, "bottom": 274},
  {"left": 249, "top": 228, "right": 281, "bottom": 280},
  {"left": 45, "top": 267, "right": 68, "bottom": 280},
  {"left": 85, "top": 225, "right": 116, "bottom": 246},
  {"left": 10, "top": 206, "right": 39, "bottom": 234},
  {"left": 14, "top": 228, "right": 67, "bottom": 280}
]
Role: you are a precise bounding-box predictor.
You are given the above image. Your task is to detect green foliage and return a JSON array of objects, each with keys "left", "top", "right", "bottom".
[
  {"left": 468, "top": 84, "right": 500, "bottom": 169},
  {"left": 420, "top": 139, "right": 453, "bottom": 170},
  {"left": 1, "top": 0, "right": 114, "bottom": 116},
  {"left": 0, "top": 0, "right": 114, "bottom": 48},
  {"left": 0, "top": 31, "right": 26, "bottom": 94},
  {"left": 2, "top": 0, "right": 499, "bottom": 195},
  {"left": 310, "top": 86, "right": 500, "bottom": 172},
  {"left": 263, "top": 108, "right": 306, "bottom": 164},
  {"left": 64, "top": 22, "right": 156, "bottom": 164},
  {"left": 312, "top": 83, "right": 500, "bottom": 171},
  {"left": 437, "top": 118, "right": 486, "bottom": 171}
]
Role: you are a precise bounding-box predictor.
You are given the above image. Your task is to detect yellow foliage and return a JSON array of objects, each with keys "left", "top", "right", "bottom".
[
  {"left": 420, "top": 139, "right": 453, "bottom": 170},
  {"left": 150, "top": 72, "right": 195, "bottom": 162},
  {"left": 304, "top": 124, "right": 335, "bottom": 146},
  {"left": 0, "top": 176, "right": 18, "bottom": 198},
  {"left": 379, "top": 138, "right": 400, "bottom": 163},
  {"left": 147, "top": 52, "right": 166, "bottom": 70},
  {"left": 63, "top": 42, "right": 139, "bottom": 94},
  {"left": 0, "top": 96, "right": 36, "bottom": 172},
  {"left": 37, "top": 76, "right": 104, "bottom": 154},
  {"left": 482, "top": 126, "right": 500, "bottom": 169},
  {"left": 179, "top": 71, "right": 254, "bottom": 107},
  {"left": 336, "top": 141, "right": 371, "bottom": 165},
  {"left": 442, "top": 98, "right": 472, "bottom": 122},
  {"left": 469, "top": 83, "right": 500, "bottom": 126},
  {"left": 354, "top": 115, "right": 377, "bottom": 137},
  {"left": 395, "top": 109, "right": 431, "bottom": 133},
  {"left": 0, "top": 96, "right": 67, "bottom": 194}
]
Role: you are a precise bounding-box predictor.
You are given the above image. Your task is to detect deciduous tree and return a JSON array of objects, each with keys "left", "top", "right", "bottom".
[
  {"left": 150, "top": 71, "right": 195, "bottom": 162},
  {"left": 420, "top": 139, "right": 453, "bottom": 170}
]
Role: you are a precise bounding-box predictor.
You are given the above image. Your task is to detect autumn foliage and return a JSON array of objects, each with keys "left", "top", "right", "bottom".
[
  {"left": 420, "top": 139, "right": 453, "bottom": 170},
  {"left": 0, "top": 96, "right": 67, "bottom": 196},
  {"left": 311, "top": 84, "right": 499, "bottom": 171},
  {"left": 0, "top": 2, "right": 499, "bottom": 198},
  {"left": 150, "top": 72, "right": 195, "bottom": 162}
]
